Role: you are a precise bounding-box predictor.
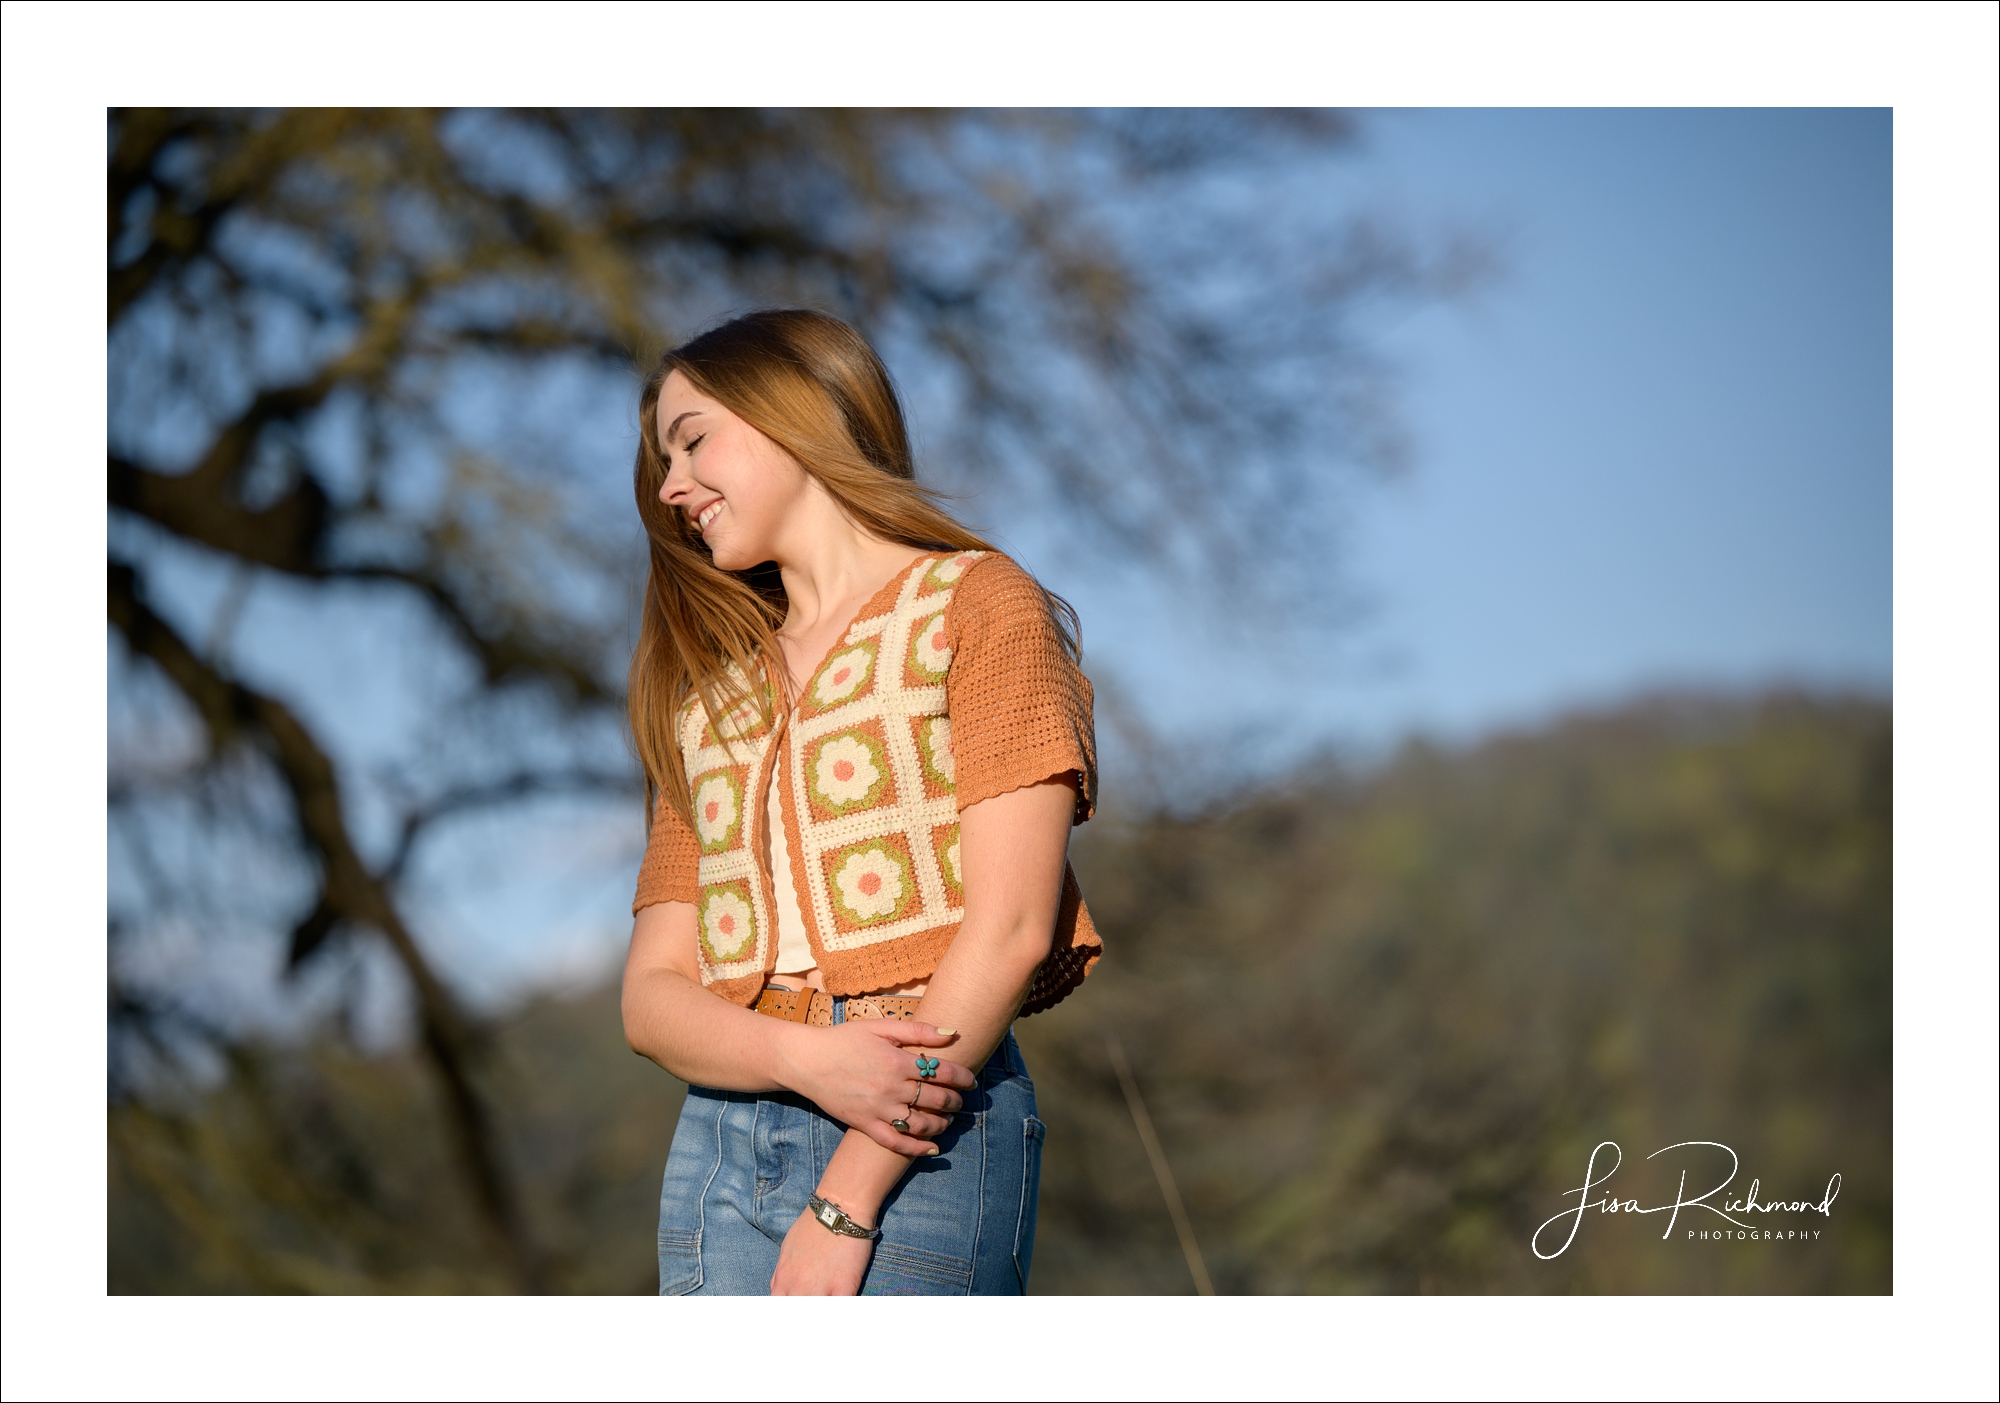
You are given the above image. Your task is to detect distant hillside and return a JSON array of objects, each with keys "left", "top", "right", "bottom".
[
  {"left": 1024, "top": 689, "right": 1890, "bottom": 1293},
  {"left": 110, "top": 691, "right": 1890, "bottom": 1294}
]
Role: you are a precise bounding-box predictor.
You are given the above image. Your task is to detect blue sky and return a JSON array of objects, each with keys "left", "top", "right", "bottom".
[
  {"left": 1055, "top": 108, "right": 1891, "bottom": 762},
  {"left": 396, "top": 108, "right": 1896, "bottom": 1000},
  {"left": 111, "top": 108, "right": 1897, "bottom": 1012}
]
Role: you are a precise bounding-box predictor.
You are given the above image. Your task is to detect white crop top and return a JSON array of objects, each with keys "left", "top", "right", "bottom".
[{"left": 768, "top": 772, "right": 815, "bottom": 975}]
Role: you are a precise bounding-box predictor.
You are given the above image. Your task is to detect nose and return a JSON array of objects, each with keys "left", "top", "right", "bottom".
[{"left": 659, "top": 451, "right": 691, "bottom": 509}]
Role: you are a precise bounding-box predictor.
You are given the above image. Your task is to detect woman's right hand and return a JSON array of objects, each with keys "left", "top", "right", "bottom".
[{"left": 779, "top": 1020, "right": 974, "bottom": 1155}]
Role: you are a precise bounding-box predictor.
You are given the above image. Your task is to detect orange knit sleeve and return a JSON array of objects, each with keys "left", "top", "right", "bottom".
[
  {"left": 632, "top": 789, "right": 700, "bottom": 914},
  {"left": 944, "top": 554, "right": 1097, "bottom": 823}
]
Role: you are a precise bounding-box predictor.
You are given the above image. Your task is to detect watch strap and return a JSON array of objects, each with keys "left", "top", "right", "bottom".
[{"left": 806, "top": 1192, "right": 881, "bottom": 1240}]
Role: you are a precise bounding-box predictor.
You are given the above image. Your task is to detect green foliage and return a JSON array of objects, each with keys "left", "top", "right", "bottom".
[
  {"left": 112, "top": 996, "right": 684, "bottom": 1295},
  {"left": 1025, "top": 689, "right": 1890, "bottom": 1293},
  {"left": 107, "top": 112, "right": 1471, "bottom": 1286},
  {"left": 109, "top": 691, "right": 1889, "bottom": 1293}
]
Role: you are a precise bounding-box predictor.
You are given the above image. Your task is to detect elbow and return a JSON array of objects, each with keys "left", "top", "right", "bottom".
[
  {"left": 999, "top": 915, "right": 1060, "bottom": 978},
  {"left": 619, "top": 982, "right": 650, "bottom": 1059}
]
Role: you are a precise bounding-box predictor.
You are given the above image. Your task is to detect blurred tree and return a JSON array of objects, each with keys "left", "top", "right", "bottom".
[
  {"left": 106, "top": 108, "right": 1475, "bottom": 1289},
  {"left": 108, "top": 692, "right": 1891, "bottom": 1294},
  {"left": 1025, "top": 691, "right": 1891, "bottom": 1294}
]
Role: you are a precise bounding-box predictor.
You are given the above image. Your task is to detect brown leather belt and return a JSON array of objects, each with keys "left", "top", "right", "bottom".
[{"left": 753, "top": 986, "right": 923, "bottom": 1027}]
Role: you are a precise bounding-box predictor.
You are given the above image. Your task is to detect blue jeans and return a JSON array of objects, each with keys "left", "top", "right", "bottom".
[{"left": 657, "top": 1009, "right": 1044, "bottom": 1295}]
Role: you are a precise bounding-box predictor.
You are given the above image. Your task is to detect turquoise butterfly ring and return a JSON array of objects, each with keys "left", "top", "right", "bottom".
[{"left": 915, "top": 1055, "right": 940, "bottom": 1080}]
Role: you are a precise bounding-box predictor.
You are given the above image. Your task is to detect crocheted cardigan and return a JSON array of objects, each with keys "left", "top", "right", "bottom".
[{"left": 633, "top": 550, "right": 1101, "bottom": 1015}]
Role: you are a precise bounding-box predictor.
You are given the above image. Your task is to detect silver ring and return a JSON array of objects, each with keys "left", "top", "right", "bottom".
[{"left": 891, "top": 1118, "right": 910, "bottom": 1134}]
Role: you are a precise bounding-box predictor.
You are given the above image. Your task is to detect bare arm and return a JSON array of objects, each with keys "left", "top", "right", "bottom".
[
  {"left": 621, "top": 900, "right": 794, "bottom": 1090},
  {"left": 772, "top": 773, "right": 1078, "bottom": 1292},
  {"left": 621, "top": 903, "right": 970, "bottom": 1155},
  {"left": 914, "top": 772, "right": 1079, "bottom": 1067}
]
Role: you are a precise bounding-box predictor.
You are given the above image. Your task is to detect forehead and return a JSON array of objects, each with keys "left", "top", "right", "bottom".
[{"left": 655, "top": 370, "right": 720, "bottom": 431}]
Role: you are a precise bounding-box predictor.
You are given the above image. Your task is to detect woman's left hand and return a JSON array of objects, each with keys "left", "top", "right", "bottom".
[{"left": 770, "top": 1208, "right": 874, "bottom": 1295}]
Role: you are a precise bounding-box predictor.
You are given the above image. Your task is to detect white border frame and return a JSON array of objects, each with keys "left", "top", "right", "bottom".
[{"left": 5, "top": 3, "right": 1993, "bottom": 1399}]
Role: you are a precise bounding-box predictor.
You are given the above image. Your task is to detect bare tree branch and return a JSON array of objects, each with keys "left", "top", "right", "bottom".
[
  {"left": 106, "top": 106, "right": 1476, "bottom": 1293},
  {"left": 382, "top": 768, "right": 639, "bottom": 884},
  {"left": 108, "top": 559, "right": 547, "bottom": 1291}
]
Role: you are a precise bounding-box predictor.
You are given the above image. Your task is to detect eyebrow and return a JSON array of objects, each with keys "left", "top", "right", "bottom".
[{"left": 662, "top": 410, "right": 702, "bottom": 449}]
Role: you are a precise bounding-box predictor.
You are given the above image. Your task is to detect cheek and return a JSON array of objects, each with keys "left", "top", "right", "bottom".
[
  {"left": 745, "top": 443, "right": 811, "bottom": 515},
  {"left": 722, "top": 448, "right": 799, "bottom": 525}
]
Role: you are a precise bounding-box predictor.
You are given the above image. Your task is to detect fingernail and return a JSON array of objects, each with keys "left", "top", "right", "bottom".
[
  {"left": 937, "top": 1028, "right": 958, "bottom": 1037},
  {"left": 926, "top": 1145, "right": 941, "bottom": 1156}
]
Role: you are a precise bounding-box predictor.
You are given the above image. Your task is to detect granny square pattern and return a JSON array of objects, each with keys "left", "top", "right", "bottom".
[
  {"left": 914, "top": 714, "right": 955, "bottom": 799},
  {"left": 822, "top": 833, "right": 921, "bottom": 929},
  {"left": 697, "top": 878, "right": 758, "bottom": 966},
  {"left": 690, "top": 764, "right": 748, "bottom": 855},
  {"left": 804, "top": 718, "right": 899, "bottom": 824},
  {"left": 797, "top": 637, "right": 878, "bottom": 721},
  {"left": 657, "top": 545, "right": 1101, "bottom": 1011},
  {"left": 784, "top": 552, "right": 981, "bottom": 953},
  {"left": 675, "top": 551, "right": 982, "bottom": 989},
  {"left": 929, "top": 821, "right": 963, "bottom": 904},
  {"left": 679, "top": 668, "right": 780, "bottom": 988}
]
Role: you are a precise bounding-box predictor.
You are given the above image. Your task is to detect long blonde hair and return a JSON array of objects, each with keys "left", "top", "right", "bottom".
[{"left": 630, "top": 308, "right": 1077, "bottom": 832}]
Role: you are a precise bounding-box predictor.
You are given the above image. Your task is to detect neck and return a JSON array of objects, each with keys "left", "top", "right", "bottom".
[{"left": 770, "top": 487, "right": 924, "bottom": 635}]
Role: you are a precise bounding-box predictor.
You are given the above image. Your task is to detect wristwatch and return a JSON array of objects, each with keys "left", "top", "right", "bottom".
[{"left": 806, "top": 1192, "right": 880, "bottom": 1240}]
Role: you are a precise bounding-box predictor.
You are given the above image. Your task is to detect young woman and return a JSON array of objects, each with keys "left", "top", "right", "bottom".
[{"left": 621, "top": 309, "right": 1101, "bottom": 1295}]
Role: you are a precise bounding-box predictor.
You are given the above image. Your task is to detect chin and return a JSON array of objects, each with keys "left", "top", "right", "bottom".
[{"left": 708, "top": 539, "right": 758, "bottom": 572}]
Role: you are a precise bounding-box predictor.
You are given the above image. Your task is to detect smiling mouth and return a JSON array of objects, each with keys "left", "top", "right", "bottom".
[{"left": 696, "top": 501, "right": 724, "bottom": 534}]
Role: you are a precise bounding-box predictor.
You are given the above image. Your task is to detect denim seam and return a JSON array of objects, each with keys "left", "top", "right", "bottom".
[
  {"left": 776, "top": 1100, "right": 796, "bottom": 1224},
  {"left": 871, "top": 1241, "right": 975, "bottom": 1291},
  {"left": 669, "top": 1093, "right": 725, "bottom": 1295},
  {"left": 1014, "top": 1115, "right": 1043, "bottom": 1292},
  {"left": 966, "top": 1074, "right": 988, "bottom": 1294},
  {"left": 750, "top": 1097, "right": 773, "bottom": 1235}
]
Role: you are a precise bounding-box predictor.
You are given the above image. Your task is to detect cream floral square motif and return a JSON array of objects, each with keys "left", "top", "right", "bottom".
[
  {"left": 822, "top": 834, "right": 921, "bottom": 932},
  {"left": 699, "top": 691, "right": 771, "bottom": 749},
  {"left": 799, "top": 637, "right": 878, "bottom": 720},
  {"left": 697, "top": 880, "right": 758, "bottom": 965},
  {"left": 805, "top": 720, "right": 898, "bottom": 823},
  {"left": 903, "top": 604, "right": 953, "bottom": 686},
  {"left": 690, "top": 765, "right": 747, "bottom": 854},
  {"left": 914, "top": 714, "right": 955, "bottom": 799},
  {"left": 915, "top": 551, "right": 977, "bottom": 599},
  {"left": 930, "top": 821, "right": 963, "bottom": 904}
]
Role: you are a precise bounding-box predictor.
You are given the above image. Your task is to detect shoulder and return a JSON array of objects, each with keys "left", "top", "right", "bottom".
[
  {"left": 940, "top": 552, "right": 1083, "bottom": 684},
  {"left": 944, "top": 551, "right": 1056, "bottom": 629}
]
